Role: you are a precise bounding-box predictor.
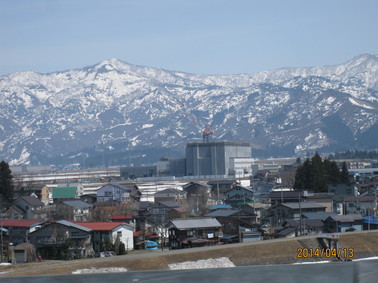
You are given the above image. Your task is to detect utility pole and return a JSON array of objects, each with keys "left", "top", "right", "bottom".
[
  {"left": 0, "top": 205, "right": 3, "bottom": 263},
  {"left": 298, "top": 193, "right": 302, "bottom": 236},
  {"left": 216, "top": 183, "right": 220, "bottom": 204}
]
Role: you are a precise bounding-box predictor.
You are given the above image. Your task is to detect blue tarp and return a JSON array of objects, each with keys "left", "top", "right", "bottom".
[
  {"left": 145, "top": 240, "right": 158, "bottom": 250},
  {"left": 363, "top": 216, "right": 378, "bottom": 224}
]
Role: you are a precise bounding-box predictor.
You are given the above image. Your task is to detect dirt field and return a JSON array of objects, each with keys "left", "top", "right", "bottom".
[{"left": 1, "top": 230, "right": 377, "bottom": 277}]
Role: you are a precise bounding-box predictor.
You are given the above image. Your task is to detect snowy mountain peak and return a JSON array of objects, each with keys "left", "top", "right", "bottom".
[{"left": 1, "top": 54, "right": 378, "bottom": 166}]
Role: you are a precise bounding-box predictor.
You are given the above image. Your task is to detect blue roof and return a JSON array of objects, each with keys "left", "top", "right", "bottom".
[{"left": 363, "top": 216, "right": 378, "bottom": 224}]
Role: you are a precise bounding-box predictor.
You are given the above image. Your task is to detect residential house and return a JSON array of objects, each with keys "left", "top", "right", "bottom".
[
  {"left": 278, "top": 219, "right": 324, "bottom": 238},
  {"left": 154, "top": 188, "right": 186, "bottom": 204},
  {"left": 324, "top": 214, "right": 364, "bottom": 233},
  {"left": 41, "top": 185, "right": 52, "bottom": 205},
  {"left": 80, "top": 194, "right": 97, "bottom": 204},
  {"left": 269, "top": 201, "right": 327, "bottom": 225},
  {"left": 251, "top": 169, "right": 271, "bottom": 182},
  {"left": 7, "top": 196, "right": 44, "bottom": 220},
  {"left": 111, "top": 214, "right": 135, "bottom": 224},
  {"left": 305, "top": 193, "right": 334, "bottom": 212},
  {"left": 52, "top": 187, "right": 78, "bottom": 203},
  {"left": 166, "top": 218, "right": 222, "bottom": 249},
  {"left": 130, "top": 186, "right": 142, "bottom": 202},
  {"left": 182, "top": 181, "right": 212, "bottom": 195},
  {"left": 56, "top": 200, "right": 93, "bottom": 221},
  {"left": 268, "top": 191, "right": 304, "bottom": 205},
  {"left": 224, "top": 185, "right": 254, "bottom": 207},
  {"left": 148, "top": 201, "right": 180, "bottom": 226},
  {"left": 240, "top": 202, "right": 269, "bottom": 224},
  {"left": 96, "top": 183, "right": 133, "bottom": 203},
  {"left": 168, "top": 206, "right": 191, "bottom": 220},
  {"left": 251, "top": 183, "right": 274, "bottom": 201},
  {"left": 363, "top": 216, "right": 378, "bottom": 230},
  {"left": 77, "top": 222, "right": 134, "bottom": 252},
  {"left": 0, "top": 219, "right": 41, "bottom": 245},
  {"left": 344, "top": 195, "right": 377, "bottom": 216},
  {"left": 328, "top": 183, "right": 358, "bottom": 196},
  {"left": 208, "top": 204, "right": 232, "bottom": 210},
  {"left": 182, "top": 182, "right": 212, "bottom": 215},
  {"left": 135, "top": 201, "right": 152, "bottom": 231},
  {"left": 29, "top": 220, "right": 93, "bottom": 259},
  {"left": 205, "top": 209, "right": 261, "bottom": 243},
  {"left": 57, "top": 183, "right": 85, "bottom": 197},
  {"left": 301, "top": 212, "right": 338, "bottom": 222},
  {"left": 276, "top": 227, "right": 297, "bottom": 238},
  {"left": 207, "top": 179, "right": 238, "bottom": 197}
]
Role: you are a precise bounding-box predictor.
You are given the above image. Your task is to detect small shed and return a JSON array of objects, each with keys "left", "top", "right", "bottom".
[{"left": 14, "top": 243, "right": 37, "bottom": 263}]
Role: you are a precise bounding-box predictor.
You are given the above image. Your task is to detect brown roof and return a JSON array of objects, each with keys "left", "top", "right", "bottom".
[
  {"left": 0, "top": 219, "right": 40, "bottom": 227},
  {"left": 111, "top": 214, "right": 134, "bottom": 220},
  {"left": 327, "top": 214, "right": 363, "bottom": 223},
  {"left": 344, "top": 195, "right": 376, "bottom": 202}
]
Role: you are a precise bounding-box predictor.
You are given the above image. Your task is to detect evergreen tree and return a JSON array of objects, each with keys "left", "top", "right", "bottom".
[
  {"left": 324, "top": 159, "right": 341, "bottom": 184},
  {"left": 323, "top": 158, "right": 332, "bottom": 183},
  {"left": 293, "top": 159, "right": 311, "bottom": 191},
  {"left": 294, "top": 153, "right": 342, "bottom": 193},
  {"left": 0, "top": 160, "right": 14, "bottom": 207},
  {"left": 340, "top": 162, "right": 349, "bottom": 183},
  {"left": 310, "top": 153, "right": 327, "bottom": 192}
]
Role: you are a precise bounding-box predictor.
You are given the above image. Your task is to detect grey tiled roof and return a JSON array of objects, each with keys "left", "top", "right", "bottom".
[
  {"left": 168, "top": 218, "right": 221, "bottom": 229},
  {"left": 205, "top": 209, "right": 240, "bottom": 217},
  {"left": 326, "top": 214, "right": 363, "bottom": 223},
  {"left": 63, "top": 200, "right": 93, "bottom": 209},
  {"left": 281, "top": 202, "right": 326, "bottom": 209},
  {"left": 156, "top": 201, "right": 181, "bottom": 208},
  {"left": 154, "top": 188, "right": 185, "bottom": 196},
  {"left": 57, "top": 220, "right": 93, "bottom": 232},
  {"left": 19, "top": 196, "right": 43, "bottom": 206},
  {"left": 302, "top": 212, "right": 337, "bottom": 221},
  {"left": 277, "top": 227, "right": 296, "bottom": 236}
]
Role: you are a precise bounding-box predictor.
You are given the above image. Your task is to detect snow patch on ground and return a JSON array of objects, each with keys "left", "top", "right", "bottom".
[
  {"left": 72, "top": 267, "right": 128, "bottom": 274},
  {"left": 168, "top": 257, "right": 235, "bottom": 270}
]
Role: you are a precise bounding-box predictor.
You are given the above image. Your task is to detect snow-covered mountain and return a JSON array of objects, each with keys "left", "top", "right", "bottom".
[{"left": 1, "top": 54, "right": 377, "bottom": 166}]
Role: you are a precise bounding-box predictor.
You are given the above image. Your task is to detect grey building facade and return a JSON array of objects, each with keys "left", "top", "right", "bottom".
[{"left": 185, "top": 141, "right": 252, "bottom": 176}]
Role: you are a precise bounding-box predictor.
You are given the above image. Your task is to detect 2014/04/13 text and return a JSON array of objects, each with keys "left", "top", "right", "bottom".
[{"left": 297, "top": 248, "right": 354, "bottom": 259}]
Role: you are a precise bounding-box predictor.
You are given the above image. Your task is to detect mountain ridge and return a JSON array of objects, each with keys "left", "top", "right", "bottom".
[{"left": 0, "top": 54, "right": 377, "bottom": 166}]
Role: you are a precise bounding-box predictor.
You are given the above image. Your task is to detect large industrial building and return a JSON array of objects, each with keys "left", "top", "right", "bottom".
[
  {"left": 121, "top": 141, "right": 253, "bottom": 179},
  {"left": 185, "top": 141, "right": 252, "bottom": 176}
]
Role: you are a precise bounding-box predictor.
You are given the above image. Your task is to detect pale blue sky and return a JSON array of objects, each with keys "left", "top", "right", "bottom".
[{"left": 1, "top": 0, "right": 378, "bottom": 76}]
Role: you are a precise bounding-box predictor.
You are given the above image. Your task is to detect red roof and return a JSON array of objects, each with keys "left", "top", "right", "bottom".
[
  {"left": 0, "top": 219, "right": 40, "bottom": 227},
  {"left": 74, "top": 222, "right": 124, "bottom": 231},
  {"left": 134, "top": 231, "right": 143, "bottom": 237}
]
